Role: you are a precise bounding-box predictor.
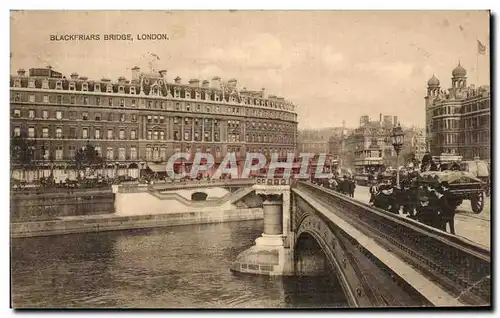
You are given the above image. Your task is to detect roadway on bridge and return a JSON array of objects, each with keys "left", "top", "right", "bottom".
[{"left": 353, "top": 186, "right": 491, "bottom": 249}]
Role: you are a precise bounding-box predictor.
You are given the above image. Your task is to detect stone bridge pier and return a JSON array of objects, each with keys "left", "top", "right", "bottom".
[{"left": 230, "top": 183, "right": 294, "bottom": 275}]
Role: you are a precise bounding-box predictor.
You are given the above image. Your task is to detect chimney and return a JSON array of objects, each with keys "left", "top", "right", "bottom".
[
  {"left": 261, "top": 88, "right": 266, "bottom": 98},
  {"left": 46, "top": 65, "right": 52, "bottom": 70},
  {"left": 202, "top": 80, "right": 210, "bottom": 88},
  {"left": 379, "top": 113, "right": 382, "bottom": 122},
  {"left": 189, "top": 78, "right": 200, "bottom": 87},
  {"left": 131, "top": 66, "right": 141, "bottom": 81},
  {"left": 158, "top": 70, "right": 167, "bottom": 78},
  {"left": 393, "top": 116, "right": 398, "bottom": 126},
  {"left": 211, "top": 76, "right": 221, "bottom": 89},
  {"left": 17, "top": 68, "right": 26, "bottom": 76},
  {"left": 174, "top": 76, "right": 181, "bottom": 84},
  {"left": 118, "top": 76, "right": 127, "bottom": 84},
  {"left": 70, "top": 72, "right": 79, "bottom": 80},
  {"left": 227, "top": 78, "right": 237, "bottom": 89},
  {"left": 79, "top": 76, "right": 88, "bottom": 81}
]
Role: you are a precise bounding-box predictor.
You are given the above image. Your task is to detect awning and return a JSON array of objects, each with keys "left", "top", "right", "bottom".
[{"left": 147, "top": 164, "right": 166, "bottom": 173}]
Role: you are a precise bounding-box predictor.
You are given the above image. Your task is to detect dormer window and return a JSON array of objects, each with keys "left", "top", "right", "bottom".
[
  {"left": 215, "top": 94, "right": 219, "bottom": 102},
  {"left": 130, "top": 86, "right": 136, "bottom": 94},
  {"left": 106, "top": 84, "right": 113, "bottom": 93},
  {"left": 42, "top": 79, "right": 49, "bottom": 89},
  {"left": 185, "top": 91, "right": 191, "bottom": 99},
  {"left": 152, "top": 86, "right": 159, "bottom": 96},
  {"left": 69, "top": 82, "right": 76, "bottom": 91},
  {"left": 56, "top": 81, "right": 62, "bottom": 90},
  {"left": 14, "top": 79, "right": 21, "bottom": 87},
  {"left": 82, "top": 83, "right": 88, "bottom": 91},
  {"left": 204, "top": 92, "right": 210, "bottom": 101},
  {"left": 195, "top": 92, "right": 200, "bottom": 99},
  {"left": 94, "top": 84, "right": 100, "bottom": 91},
  {"left": 174, "top": 89, "right": 180, "bottom": 98},
  {"left": 118, "top": 86, "right": 124, "bottom": 93},
  {"left": 186, "top": 104, "right": 191, "bottom": 111},
  {"left": 28, "top": 79, "right": 35, "bottom": 88}
]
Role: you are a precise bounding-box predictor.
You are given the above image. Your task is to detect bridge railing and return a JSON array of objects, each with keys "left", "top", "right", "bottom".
[{"left": 294, "top": 181, "right": 491, "bottom": 306}]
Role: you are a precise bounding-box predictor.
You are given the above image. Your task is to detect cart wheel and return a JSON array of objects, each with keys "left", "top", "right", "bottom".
[{"left": 471, "top": 192, "right": 484, "bottom": 214}]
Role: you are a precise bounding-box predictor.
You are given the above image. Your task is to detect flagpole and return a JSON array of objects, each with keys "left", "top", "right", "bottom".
[{"left": 476, "top": 39, "right": 479, "bottom": 85}]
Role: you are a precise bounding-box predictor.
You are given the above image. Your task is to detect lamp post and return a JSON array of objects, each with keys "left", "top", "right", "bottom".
[
  {"left": 391, "top": 123, "right": 405, "bottom": 187},
  {"left": 140, "top": 161, "right": 146, "bottom": 179}
]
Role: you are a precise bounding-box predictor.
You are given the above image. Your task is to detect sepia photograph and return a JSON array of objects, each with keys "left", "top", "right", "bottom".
[{"left": 9, "top": 9, "right": 491, "bottom": 309}]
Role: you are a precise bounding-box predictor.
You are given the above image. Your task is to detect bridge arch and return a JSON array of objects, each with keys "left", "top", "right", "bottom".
[{"left": 295, "top": 213, "right": 359, "bottom": 307}]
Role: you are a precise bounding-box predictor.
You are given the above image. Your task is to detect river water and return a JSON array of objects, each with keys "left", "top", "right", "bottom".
[{"left": 11, "top": 220, "right": 347, "bottom": 308}]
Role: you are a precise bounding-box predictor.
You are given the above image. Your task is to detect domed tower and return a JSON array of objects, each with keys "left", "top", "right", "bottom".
[
  {"left": 451, "top": 62, "right": 467, "bottom": 90},
  {"left": 427, "top": 74, "right": 440, "bottom": 97}
]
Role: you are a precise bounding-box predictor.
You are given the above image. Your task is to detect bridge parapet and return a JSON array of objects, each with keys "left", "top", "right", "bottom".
[{"left": 293, "top": 181, "right": 490, "bottom": 307}]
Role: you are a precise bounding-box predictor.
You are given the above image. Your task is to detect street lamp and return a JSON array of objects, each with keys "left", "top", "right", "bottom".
[{"left": 391, "top": 123, "right": 405, "bottom": 187}]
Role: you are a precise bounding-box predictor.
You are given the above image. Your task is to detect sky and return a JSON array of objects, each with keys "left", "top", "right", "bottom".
[{"left": 10, "top": 10, "right": 490, "bottom": 129}]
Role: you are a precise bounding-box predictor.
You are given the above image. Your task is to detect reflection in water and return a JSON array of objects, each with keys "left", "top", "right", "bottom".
[{"left": 11, "top": 220, "right": 347, "bottom": 308}]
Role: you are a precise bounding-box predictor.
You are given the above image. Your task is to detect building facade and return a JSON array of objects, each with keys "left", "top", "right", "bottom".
[
  {"left": 425, "top": 63, "right": 491, "bottom": 161},
  {"left": 10, "top": 66, "right": 298, "bottom": 181}
]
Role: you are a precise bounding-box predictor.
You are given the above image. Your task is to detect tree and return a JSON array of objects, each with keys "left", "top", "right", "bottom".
[
  {"left": 74, "top": 142, "right": 103, "bottom": 178},
  {"left": 10, "top": 133, "right": 35, "bottom": 179}
]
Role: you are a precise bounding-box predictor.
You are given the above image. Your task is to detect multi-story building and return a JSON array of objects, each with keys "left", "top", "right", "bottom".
[
  {"left": 10, "top": 66, "right": 298, "bottom": 181},
  {"left": 425, "top": 63, "right": 491, "bottom": 161}
]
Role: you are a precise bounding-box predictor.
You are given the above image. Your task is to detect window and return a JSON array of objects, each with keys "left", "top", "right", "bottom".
[
  {"left": 92, "top": 146, "right": 98, "bottom": 157},
  {"left": 83, "top": 97, "right": 89, "bottom": 105},
  {"left": 56, "top": 128, "right": 62, "bottom": 138},
  {"left": 42, "top": 110, "right": 48, "bottom": 119},
  {"left": 82, "top": 83, "right": 88, "bottom": 91},
  {"left": 70, "top": 96, "right": 75, "bottom": 104},
  {"left": 95, "top": 129, "right": 100, "bottom": 139},
  {"left": 42, "top": 79, "right": 49, "bottom": 89},
  {"left": 120, "top": 99, "right": 125, "bottom": 107},
  {"left": 13, "top": 127, "right": 20, "bottom": 137},
  {"left": 82, "top": 112, "right": 88, "bottom": 120},
  {"left": 28, "top": 127, "right": 35, "bottom": 138},
  {"left": 42, "top": 128, "right": 49, "bottom": 138},
  {"left": 160, "top": 131, "right": 165, "bottom": 140},
  {"left": 119, "top": 86, "right": 124, "bottom": 93},
  {"left": 174, "top": 117, "right": 179, "bottom": 124},
  {"left": 160, "top": 148, "right": 166, "bottom": 160},
  {"left": 43, "top": 95, "right": 49, "bottom": 103},
  {"left": 69, "top": 82, "right": 76, "bottom": 91},
  {"left": 130, "top": 87, "right": 136, "bottom": 95},
  {"left": 148, "top": 101, "right": 152, "bottom": 109},
  {"left": 204, "top": 131, "right": 210, "bottom": 141},
  {"left": 96, "top": 97, "right": 101, "bottom": 105},
  {"left": 186, "top": 104, "right": 191, "bottom": 111},
  {"left": 120, "top": 114, "right": 125, "bottom": 122},
  {"left": 148, "top": 130, "right": 152, "bottom": 140},
  {"left": 131, "top": 114, "right": 137, "bottom": 122},
  {"left": 131, "top": 99, "right": 136, "bottom": 107},
  {"left": 154, "top": 116, "right": 158, "bottom": 123},
  {"left": 55, "top": 146, "right": 63, "bottom": 160},
  {"left": 161, "top": 102, "right": 165, "bottom": 109},
  {"left": 119, "top": 129, "right": 125, "bottom": 140},
  {"left": 56, "top": 81, "right": 62, "bottom": 90},
  {"left": 108, "top": 113, "right": 113, "bottom": 121},
  {"left": 95, "top": 113, "right": 101, "bottom": 121},
  {"left": 95, "top": 84, "right": 101, "bottom": 91},
  {"left": 69, "top": 127, "right": 76, "bottom": 138},
  {"left": 146, "top": 147, "right": 152, "bottom": 160},
  {"left": 107, "top": 129, "right": 113, "bottom": 139},
  {"left": 175, "top": 103, "right": 180, "bottom": 111},
  {"left": 29, "top": 94, "right": 35, "bottom": 103},
  {"left": 56, "top": 111, "right": 62, "bottom": 120},
  {"left": 184, "top": 131, "right": 190, "bottom": 141},
  {"left": 82, "top": 128, "right": 88, "bottom": 139},
  {"left": 147, "top": 116, "right": 152, "bottom": 123},
  {"left": 28, "top": 110, "right": 35, "bottom": 119},
  {"left": 108, "top": 98, "right": 113, "bottom": 106},
  {"left": 107, "top": 84, "right": 113, "bottom": 93},
  {"left": 14, "top": 109, "right": 21, "bottom": 117},
  {"left": 106, "top": 147, "right": 114, "bottom": 160},
  {"left": 119, "top": 148, "right": 126, "bottom": 160},
  {"left": 153, "top": 131, "right": 159, "bottom": 140},
  {"left": 160, "top": 116, "right": 165, "bottom": 123},
  {"left": 214, "top": 132, "right": 219, "bottom": 142},
  {"left": 130, "top": 147, "right": 137, "bottom": 160},
  {"left": 174, "top": 131, "right": 180, "bottom": 140},
  {"left": 130, "top": 130, "right": 136, "bottom": 140}
]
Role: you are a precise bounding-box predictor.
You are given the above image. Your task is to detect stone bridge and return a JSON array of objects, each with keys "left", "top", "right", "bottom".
[{"left": 230, "top": 179, "right": 491, "bottom": 307}]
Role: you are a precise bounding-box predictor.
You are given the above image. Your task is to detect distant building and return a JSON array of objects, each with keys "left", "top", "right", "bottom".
[{"left": 425, "top": 63, "right": 491, "bottom": 161}]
